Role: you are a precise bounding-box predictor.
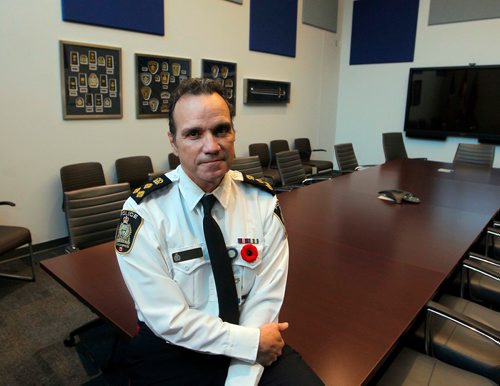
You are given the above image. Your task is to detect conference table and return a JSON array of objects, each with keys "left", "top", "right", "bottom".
[{"left": 41, "top": 159, "right": 500, "bottom": 385}]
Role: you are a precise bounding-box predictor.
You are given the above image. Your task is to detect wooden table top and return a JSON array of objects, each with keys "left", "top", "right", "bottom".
[
  {"left": 41, "top": 159, "right": 500, "bottom": 385},
  {"left": 276, "top": 159, "right": 500, "bottom": 384}
]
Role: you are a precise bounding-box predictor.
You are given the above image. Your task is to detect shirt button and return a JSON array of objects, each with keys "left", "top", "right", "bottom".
[{"left": 184, "top": 266, "right": 189, "bottom": 271}]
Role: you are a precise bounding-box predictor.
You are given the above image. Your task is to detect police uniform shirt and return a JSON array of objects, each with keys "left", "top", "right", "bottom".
[{"left": 116, "top": 166, "right": 289, "bottom": 386}]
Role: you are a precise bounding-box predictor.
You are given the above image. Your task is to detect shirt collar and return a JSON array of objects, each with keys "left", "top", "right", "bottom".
[{"left": 177, "top": 166, "right": 232, "bottom": 212}]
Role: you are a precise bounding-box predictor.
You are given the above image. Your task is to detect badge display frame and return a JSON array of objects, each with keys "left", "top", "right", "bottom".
[
  {"left": 201, "top": 59, "right": 237, "bottom": 114},
  {"left": 60, "top": 40, "right": 122, "bottom": 120},
  {"left": 135, "top": 53, "right": 192, "bottom": 118}
]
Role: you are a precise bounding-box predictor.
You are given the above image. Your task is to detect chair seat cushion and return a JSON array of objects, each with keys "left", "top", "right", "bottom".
[
  {"left": 306, "top": 160, "right": 333, "bottom": 171},
  {"left": 378, "top": 347, "right": 496, "bottom": 386},
  {"left": 0, "top": 225, "right": 31, "bottom": 256}
]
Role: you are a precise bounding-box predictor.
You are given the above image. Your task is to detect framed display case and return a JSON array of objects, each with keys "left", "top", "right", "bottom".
[
  {"left": 201, "top": 59, "right": 237, "bottom": 113},
  {"left": 243, "top": 79, "right": 290, "bottom": 104},
  {"left": 136, "top": 53, "right": 191, "bottom": 118},
  {"left": 60, "top": 41, "right": 122, "bottom": 119}
]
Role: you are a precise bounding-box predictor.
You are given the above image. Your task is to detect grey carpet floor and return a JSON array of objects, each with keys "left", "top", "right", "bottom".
[{"left": 0, "top": 248, "right": 128, "bottom": 385}]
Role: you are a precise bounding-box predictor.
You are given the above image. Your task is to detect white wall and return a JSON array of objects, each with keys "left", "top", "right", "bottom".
[
  {"left": 336, "top": 0, "right": 500, "bottom": 167},
  {"left": 0, "top": 0, "right": 339, "bottom": 244}
]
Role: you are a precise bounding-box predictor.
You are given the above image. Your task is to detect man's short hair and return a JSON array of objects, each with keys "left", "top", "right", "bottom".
[{"left": 168, "top": 78, "right": 235, "bottom": 136}]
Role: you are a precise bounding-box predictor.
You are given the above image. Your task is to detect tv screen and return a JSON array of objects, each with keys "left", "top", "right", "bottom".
[{"left": 403, "top": 65, "right": 500, "bottom": 143}]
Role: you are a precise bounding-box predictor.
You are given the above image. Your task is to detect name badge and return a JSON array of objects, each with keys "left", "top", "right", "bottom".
[{"left": 172, "top": 248, "right": 203, "bottom": 263}]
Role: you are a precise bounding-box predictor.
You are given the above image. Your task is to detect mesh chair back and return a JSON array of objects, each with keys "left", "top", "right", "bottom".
[
  {"left": 334, "top": 143, "right": 359, "bottom": 173},
  {"left": 270, "top": 140, "right": 290, "bottom": 167},
  {"left": 453, "top": 143, "right": 495, "bottom": 167},
  {"left": 64, "top": 183, "right": 130, "bottom": 250},
  {"left": 60, "top": 162, "right": 106, "bottom": 192},
  {"left": 294, "top": 138, "right": 312, "bottom": 162},
  {"left": 276, "top": 150, "right": 306, "bottom": 186},
  {"left": 382, "top": 132, "right": 408, "bottom": 162},
  {"left": 249, "top": 143, "right": 271, "bottom": 168},
  {"left": 115, "top": 155, "right": 154, "bottom": 190},
  {"left": 168, "top": 153, "right": 180, "bottom": 170},
  {"left": 231, "top": 156, "right": 265, "bottom": 179}
]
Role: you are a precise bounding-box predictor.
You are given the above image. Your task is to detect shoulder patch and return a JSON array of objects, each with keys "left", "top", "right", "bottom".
[
  {"left": 131, "top": 176, "right": 173, "bottom": 204},
  {"left": 115, "top": 210, "right": 143, "bottom": 254},
  {"left": 241, "top": 174, "right": 275, "bottom": 196}
]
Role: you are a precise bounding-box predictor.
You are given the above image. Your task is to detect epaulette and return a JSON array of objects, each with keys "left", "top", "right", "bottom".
[
  {"left": 131, "top": 176, "right": 173, "bottom": 204},
  {"left": 241, "top": 174, "right": 275, "bottom": 196}
]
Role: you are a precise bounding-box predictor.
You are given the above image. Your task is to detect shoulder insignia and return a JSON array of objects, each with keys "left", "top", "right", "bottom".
[
  {"left": 131, "top": 176, "right": 173, "bottom": 204},
  {"left": 115, "top": 210, "right": 143, "bottom": 254},
  {"left": 241, "top": 174, "right": 275, "bottom": 196}
]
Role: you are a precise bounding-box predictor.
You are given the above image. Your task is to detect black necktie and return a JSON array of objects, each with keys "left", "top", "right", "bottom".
[{"left": 201, "top": 195, "right": 239, "bottom": 324}]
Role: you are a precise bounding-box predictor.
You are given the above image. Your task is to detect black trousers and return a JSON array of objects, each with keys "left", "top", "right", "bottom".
[{"left": 125, "top": 323, "right": 325, "bottom": 386}]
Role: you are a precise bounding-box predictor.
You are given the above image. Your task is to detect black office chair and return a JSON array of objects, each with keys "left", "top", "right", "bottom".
[
  {"left": 413, "top": 295, "right": 500, "bottom": 383},
  {"left": 0, "top": 201, "right": 35, "bottom": 281},
  {"left": 60, "top": 162, "right": 106, "bottom": 193},
  {"left": 294, "top": 138, "right": 333, "bottom": 175},
  {"left": 460, "top": 252, "right": 500, "bottom": 310},
  {"left": 382, "top": 132, "right": 408, "bottom": 161},
  {"left": 249, "top": 143, "right": 281, "bottom": 186},
  {"left": 168, "top": 153, "right": 180, "bottom": 170},
  {"left": 270, "top": 139, "right": 313, "bottom": 176},
  {"left": 62, "top": 182, "right": 130, "bottom": 346},
  {"left": 231, "top": 156, "right": 274, "bottom": 186},
  {"left": 115, "top": 155, "right": 154, "bottom": 191},
  {"left": 334, "top": 143, "right": 376, "bottom": 174},
  {"left": 64, "top": 183, "right": 131, "bottom": 251},
  {"left": 382, "top": 132, "right": 427, "bottom": 162},
  {"left": 275, "top": 150, "right": 331, "bottom": 190},
  {"left": 377, "top": 347, "right": 496, "bottom": 385},
  {"left": 453, "top": 143, "right": 495, "bottom": 167}
]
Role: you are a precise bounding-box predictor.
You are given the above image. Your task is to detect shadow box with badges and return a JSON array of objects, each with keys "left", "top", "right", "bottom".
[
  {"left": 201, "top": 59, "right": 237, "bottom": 113},
  {"left": 136, "top": 53, "right": 191, "bottom": 118},
  {"left": 60, "top": 41, "right": 122, "bottom": 119}
]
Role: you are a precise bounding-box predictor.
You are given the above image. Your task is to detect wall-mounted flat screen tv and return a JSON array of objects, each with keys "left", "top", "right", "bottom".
[{"left": 403, "top": 65, "right": 500, "bottom": 143}]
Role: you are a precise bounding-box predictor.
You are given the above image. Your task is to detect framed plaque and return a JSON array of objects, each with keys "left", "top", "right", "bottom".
[
  {"left": 60, "top": 41, "right": 122, "bottom": 119},
  {"left": 136, "top": 53, "right": 191, "bottom": 118},
  {"left": 201, "top": 59, "right": 237, "bottom": 113}
]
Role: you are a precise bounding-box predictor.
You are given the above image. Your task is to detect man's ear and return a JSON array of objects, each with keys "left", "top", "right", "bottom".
[{"left": 168, "top": 132, "right": 179, "bottom": 156}]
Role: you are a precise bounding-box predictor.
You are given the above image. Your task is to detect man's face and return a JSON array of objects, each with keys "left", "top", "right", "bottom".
[{"left": 168, "top": 93, "right": 235, "bottom": 192}]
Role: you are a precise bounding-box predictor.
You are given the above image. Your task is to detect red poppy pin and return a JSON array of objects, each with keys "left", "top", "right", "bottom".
[{"left": 241, "top": 244, "right": 258, "bottom": 263}]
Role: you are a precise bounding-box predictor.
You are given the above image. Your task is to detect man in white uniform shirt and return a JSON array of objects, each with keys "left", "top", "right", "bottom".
[{"left": 116, "top": 78, "right": 323, "bottom": 386}]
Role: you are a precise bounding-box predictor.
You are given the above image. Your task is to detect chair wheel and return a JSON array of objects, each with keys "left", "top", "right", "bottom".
[{"left": 63, "top": 336, "right": 76, "bottom": 347}]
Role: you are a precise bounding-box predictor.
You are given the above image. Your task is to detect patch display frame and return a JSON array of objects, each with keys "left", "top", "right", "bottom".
[
  {"left": 136, "top": 53, "right": 192, "bottom": 118},
  {"left": 60, "top": 40, "right": 122, "bottom": 119},
  {"left": 201, "top": 59, "right": 237, "bottom": 114}
]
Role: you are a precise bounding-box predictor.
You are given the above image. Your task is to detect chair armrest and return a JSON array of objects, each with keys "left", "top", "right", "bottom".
[
  {"left": 460, "top": 258, "right": 500, "bottom": 298},
  {"left": 462, "top": 259, "right": 500, "bottom": 279},
  {"left": 411, "top": 157, "right": 428, "bottom": 161},
  {"left": 468, "top": 252, "right": 500, "bottom": 267},
  {"left": 302, "top": 176, "right": 332, "bottom": 185},
  {"left": 311, "top": 148, "right": 327, "bottom": 152},
  {"left": 425, "top": 300, "right": 500, "bottom": 356},
  {"left": 487, "top": 227, "right": 500, "bottom": 238},
  {"left": 0, "top": 201, "right": 15, "bottom": 206},
  {"left": 274, "top": 186, "right": 296, "bottom": 193}
]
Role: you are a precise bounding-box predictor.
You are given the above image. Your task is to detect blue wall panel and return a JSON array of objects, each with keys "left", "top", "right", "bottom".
[
  {"left": 350, "top": 0, "right": 419, "bottom": 65},
  {"left": 249, "top": 0, "right": 298, "bottom": 58},
  {"left": 62, "top": 0, "right": 164, "bottom": 36}
]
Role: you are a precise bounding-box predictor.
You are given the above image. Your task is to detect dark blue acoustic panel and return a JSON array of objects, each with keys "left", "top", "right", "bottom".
[
  {"left": 350, "top": 0, "right": 419, "bottom": 65},
  {"left": 250, "top": 0, "right": 298, "bottom": 58},
  {"left": 62, "top": 0, "right": 164, "bottom": 36}
]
